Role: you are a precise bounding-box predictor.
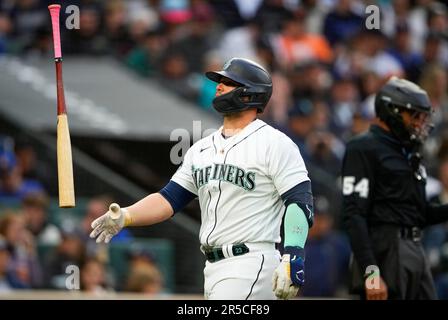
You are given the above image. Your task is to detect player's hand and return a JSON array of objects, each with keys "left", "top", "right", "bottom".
[
  {"left": 365, "top": 276, "right": 388, "bottom": 300},
  {"left": 272, "top": 247, "right": 305, "bottom": 300},
  {"left": 89, "top": 203, "right": 129, "bottom": 244}
]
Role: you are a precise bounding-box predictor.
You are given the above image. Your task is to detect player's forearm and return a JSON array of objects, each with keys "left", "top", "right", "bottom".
[
  {"left": 284, "top": 203, "right": 309, "bottom": 250},
  {"left": 124, "top": 193, "right": 174, "bottom": 227}
]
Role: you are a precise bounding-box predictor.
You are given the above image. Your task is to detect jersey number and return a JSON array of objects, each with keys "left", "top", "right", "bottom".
[{"left": 342, "top": 176, "right": 369, "bottom": 198}]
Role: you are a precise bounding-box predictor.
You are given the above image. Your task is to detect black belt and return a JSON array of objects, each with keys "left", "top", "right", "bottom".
[
  {"left": 203, "top": 244, "right": 250, "bottom": 263},
  {"left": 399, "top": 226, "right": 422, "bottom": 242}
]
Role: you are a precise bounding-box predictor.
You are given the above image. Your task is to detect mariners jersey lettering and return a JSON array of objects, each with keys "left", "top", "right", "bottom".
[
  {"left": 171, "top": 119, "right": 309, "bottom": 246},
  {"left": 193, "top": 164, "right": 255, "bottom": 191}
]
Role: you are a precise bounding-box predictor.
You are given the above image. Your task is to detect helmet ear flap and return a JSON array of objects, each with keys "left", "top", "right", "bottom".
[
  {"left": 376, "top": 99, "right": 390, "bottom": 122},
  {"left": 376, "top": 95, "right": 400, "bottom": 122},
  {"left": 379, "top": 101, "right": 402, "bottom": 126}
]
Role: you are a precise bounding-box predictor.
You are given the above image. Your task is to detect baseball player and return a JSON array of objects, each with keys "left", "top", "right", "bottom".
[{"left": 90, "top": 58, "right": 314, "bottom": 300}]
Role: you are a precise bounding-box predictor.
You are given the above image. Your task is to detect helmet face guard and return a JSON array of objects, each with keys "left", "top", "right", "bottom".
[
  {"left": 205, "top": 58, "right": 273, "bottom": 114},
  {"left": 378, "top": 103, "right": 433, "bottom": 150},
  {"left": 212, "top": 87, "right": 250, "bottom": 114},
  {"left": 375, "top": 77, "right": 434, "bottom": 151},
  {"left": 407, "top": 110, "right": 434, "bottom": 145}
]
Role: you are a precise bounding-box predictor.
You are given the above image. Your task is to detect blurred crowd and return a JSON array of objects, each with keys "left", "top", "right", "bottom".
[
  {"left": 0, "top": 136, "right": 164, "bottom": 295},
  {"left": 0, "top": 0, "right": 448, "bottom": 298}
]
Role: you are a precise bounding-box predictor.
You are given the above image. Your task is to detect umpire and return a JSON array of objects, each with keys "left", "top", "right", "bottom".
[{"left": 342, "top": 77, "right": 448, "bottom": 300}]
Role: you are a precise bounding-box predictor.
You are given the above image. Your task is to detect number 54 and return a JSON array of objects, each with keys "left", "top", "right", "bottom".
[{"left": 343, "top": 176, "right": 369, "bottom": 198}]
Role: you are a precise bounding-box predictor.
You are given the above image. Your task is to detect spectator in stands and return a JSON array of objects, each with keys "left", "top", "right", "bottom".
[
  {"left": 157, "top": 51, "right": 196, "bottom": 100},
  {"left": 0, "top": 11, "right": 12, "bottom": 54},
  {"left": 358, "top": 29, "right": 404, "bottom": 79},
  {"left": 311, "top": 99, "right": 331, "bottom": 132},
  {"left": 284, "top": 99, "right": 315, "bottom": 162},
  {"left": 387, "top": 22, "right": 424, "bottom": 82},
  {"left": 328, "top": 78, "right": 359, "bottom": 141},
  {"left": 190, "top": 0, "right": 216, "bottom": 34},
  {"left": 0, "top": 213, "right": 43, "bottom": 288},
  {"left": 350, "top": 106, "right": 375, "bottom": 137},
  {"left": 422, "top": 32, "right": 448, "bottom": 70},
  {"left": 21, "top": 24, "right": 51, "bottom": 58},
  {"left": 158, "top": 0, "right": 193, "bottom": 43},
  {"left": 124, "top": 246, "right": 163, "bottom": 295},
  {"left": 358, "top": 71, "right": 383, "bottom": 101},
  {"left": 209, "top": 0, "right": 257, "bottom": 29},
  {"left": 427, "top": 2, "right": 448, "bottom": 37},
  {"left": 352, "top": 71, "right": 381, "bottom": 137},
  {"left": 22, "top": 192, "right": 61, "bottom": 246},
  {"left": 307, "top": 130, "right": 344, "bottom": 176},
  {"left": 14, "top": 137, "right": 52, "bottom": 192},
  {"left": 380, "top": 0, "right": 414, "bottom": 37},
  {"left": 254, "top": 0, "right": 296, "bottom": 35},
  {"left": 127, "top": 3, "right": 159, "bottom": 47},
  {"left": 44, "top": 230, "right": 86, "bottom": 289},
  {"left": 322, "top": 0, "right": 364, "bottom": 48},
  {"left": 0, "top": 149, "right": 44, "bottom": 206},
  {"left": 334, "top": 30, "right": 404, "bottom": 81},
  {"left": 299, "top": 0, "right": 329, "bottom": 35},
  {"left": 168, "top": 7, "right": 216, "bottom": 74},
  {"left": 103, "top": 0, "right": 133, "bottom": 58},
  {"left": 271, "top": 11, "right": 333, "bottom": 71},
  {"left": 419, "top": 63, "right": 448, "bottom": 134},
  {"left": 217, "top": 18, "right": 261, "bottom": 64},
  {"left": 289, "top": 60, "right": 332, "bottom": 102},
  {"left": 63, "top": 6, "right": 108, "bottom": 55},
  {"left": 125, "top": 263, "right": 163, "bottom": 295},
  {"left": 0, "top": 235, "right": 28, "bottom": 292},
  {"left": 80, "top": 257, "right": 112, "bottom": 294},
  {"left": 125, "top": 28, "right": 167, "bottom": 77},
  {"left": 159, "top": 0, "right": 192, "bottom": 25},
  {"left": 7, "top": 0, "right": 47, "bottom": 54}
]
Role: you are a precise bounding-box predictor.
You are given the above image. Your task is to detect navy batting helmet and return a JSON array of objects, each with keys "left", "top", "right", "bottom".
[
  {"left": 205, "top": 58, "right": 273, "bottom": 114},
  {"left": 375, "top": 76, "right": 433, "bottom": 150}
]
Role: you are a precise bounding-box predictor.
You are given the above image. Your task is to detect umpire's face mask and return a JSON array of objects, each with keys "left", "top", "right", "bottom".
[{"left": 402, "top": 110, "right": 434, "bottom": 145}]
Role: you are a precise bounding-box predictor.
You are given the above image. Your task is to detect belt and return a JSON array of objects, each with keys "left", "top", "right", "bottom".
[
  {"left": 399, "top": 226, "right": 422, "bottom": 242},
  {"left": 201, "top": 243, "right": 275, "bottom": 263}
]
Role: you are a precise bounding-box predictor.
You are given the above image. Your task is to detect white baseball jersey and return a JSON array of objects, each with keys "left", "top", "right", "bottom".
[{"left": 171, "top": 119, "right": 309, "bottom": 247}]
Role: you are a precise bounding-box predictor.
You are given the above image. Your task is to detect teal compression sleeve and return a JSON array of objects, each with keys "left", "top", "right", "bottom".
[{"left": 283, "top": 203, "right": 309, "bottom": 249}]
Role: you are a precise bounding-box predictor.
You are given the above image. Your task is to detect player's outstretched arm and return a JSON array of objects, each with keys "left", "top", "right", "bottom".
[
  {"left": 125, "top": 193, "right": 174, "bottom": 226},
  {"left": 90, "top": 193, "right": 174, "bottom": 243}
]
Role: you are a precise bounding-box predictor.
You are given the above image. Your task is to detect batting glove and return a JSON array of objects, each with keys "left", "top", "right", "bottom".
[
  {"left": 272, "top": 247, "right": 305, "bottom": 300},
  {"left": 89, "top": 203, "right": 131, "bottom": 244}
]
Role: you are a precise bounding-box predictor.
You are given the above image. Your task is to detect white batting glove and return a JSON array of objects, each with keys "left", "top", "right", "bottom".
[
  {"left": 89, "top": 203, "right": 130, "bottom": 244},
  {"left": 272, "top": 249, "right": 305, "bottom": 300}
]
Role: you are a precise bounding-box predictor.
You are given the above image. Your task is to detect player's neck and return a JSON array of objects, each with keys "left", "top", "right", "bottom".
[{"left": 222, "top": 110, "right": 257, "bottom": 137}]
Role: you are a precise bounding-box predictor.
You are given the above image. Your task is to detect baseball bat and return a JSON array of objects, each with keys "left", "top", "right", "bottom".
[{"left": 49, "top": 4, "right": 75, "bottom": 208}]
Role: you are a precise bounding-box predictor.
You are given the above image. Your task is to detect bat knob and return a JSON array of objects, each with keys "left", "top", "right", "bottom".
[{"left": 109, "top": 203, "right": 121, "bottom": 220}]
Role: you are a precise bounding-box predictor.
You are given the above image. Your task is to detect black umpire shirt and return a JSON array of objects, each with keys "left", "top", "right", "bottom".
[{"left": 342, "top": 124, "right": 448, "bottom": 272}]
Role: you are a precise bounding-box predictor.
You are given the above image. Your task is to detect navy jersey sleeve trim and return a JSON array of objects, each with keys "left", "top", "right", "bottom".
[
  {"left": 159, "top": 180, "right": 197, "bottom": 214},
  {"left": 281, "top": 180, "right": 314, "bottom": 227}
]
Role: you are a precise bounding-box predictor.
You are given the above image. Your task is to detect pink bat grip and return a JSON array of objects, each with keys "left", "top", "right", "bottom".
[{"left": 48, "top": 5, "right": 62, "bottom": 59}]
